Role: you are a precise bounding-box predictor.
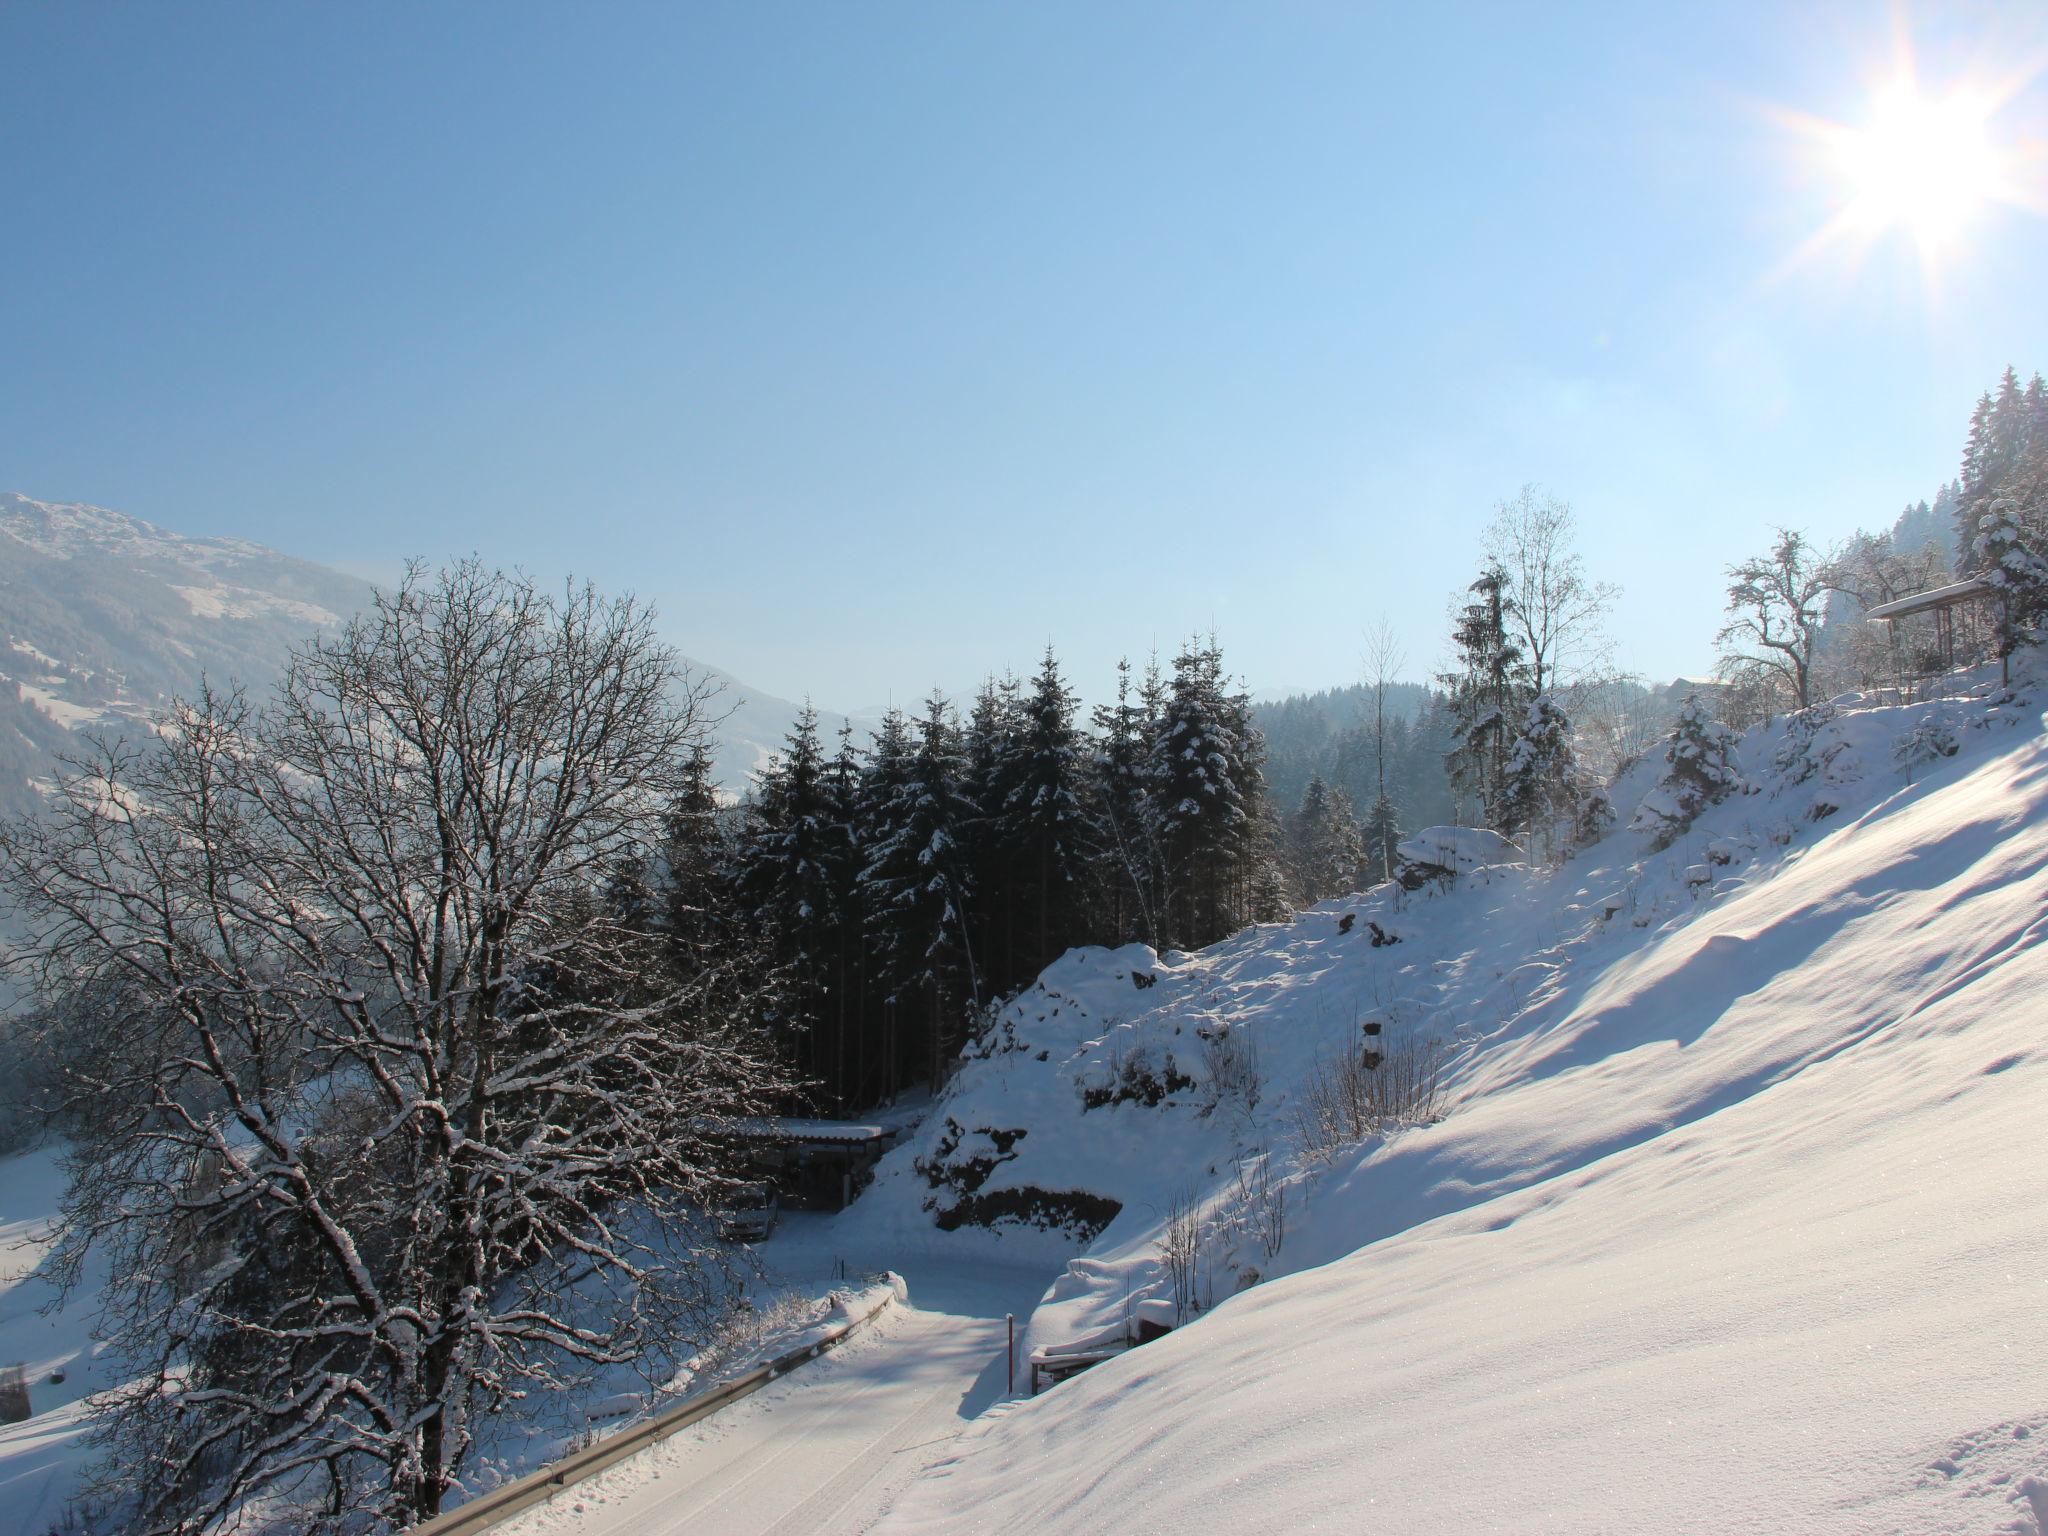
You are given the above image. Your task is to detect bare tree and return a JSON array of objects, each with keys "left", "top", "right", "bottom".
[
  {"left": 1716, "top": 528, "right": 1843, "bottom": 713},
  {"left": 1360, "top": 620, "right": 1405, "bottom": 882},
  {"left": 1482, "top": 487, "right": 1620, "bottom": 699},
  {"left": 0, "top": 562, "right": 792, "bottom": 1533}
]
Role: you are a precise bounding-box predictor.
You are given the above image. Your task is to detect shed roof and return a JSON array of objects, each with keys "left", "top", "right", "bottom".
[
  {"left": 730, "top": 1117, "right": 900, "bottom": 1147},
  {"left": 1863, "top": 577, "right": 1995, "bottom": 622}
]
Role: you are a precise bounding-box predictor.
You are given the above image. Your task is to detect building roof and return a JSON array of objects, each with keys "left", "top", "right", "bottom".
[
  {"left": 730, "top": 1116, "right": 901, "bottom": 1147},
  {"left": 1863, "top": 577, "right": 1995, "bottom": 622}
]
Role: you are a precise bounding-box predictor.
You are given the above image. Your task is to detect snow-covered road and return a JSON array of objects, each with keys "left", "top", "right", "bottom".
[{"left": 494, "top": 1245, "right": 1048, "bottom": 1536}]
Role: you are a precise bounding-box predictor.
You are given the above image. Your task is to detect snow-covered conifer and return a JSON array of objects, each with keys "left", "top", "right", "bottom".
[
  {"left": 1629, "top": 692, "right": 1745, "bottom": 851},
  {"left": 1499, "top": 693, "right": 1579, "bottom": 860},
  {"left": 1285, "top": 773, "right": 1364, "bottom": 903},
  {"left": 1974, "top": 498, "right": 2048, "bottom": 678}
]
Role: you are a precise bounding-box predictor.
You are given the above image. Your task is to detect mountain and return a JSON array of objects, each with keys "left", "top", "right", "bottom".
[
  {"left": 0, "top": 492, "right": 380, "bottom": 819},
  {"left": 0, "top": 492, "right": 844, "bottom": 817}
]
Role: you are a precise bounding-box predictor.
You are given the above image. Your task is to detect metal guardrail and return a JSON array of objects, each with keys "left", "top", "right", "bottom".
[{"left": 407, "top": 1284, "right": 898, "bottom": 1536}]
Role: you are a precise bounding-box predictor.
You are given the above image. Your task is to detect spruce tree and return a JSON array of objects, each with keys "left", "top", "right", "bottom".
[
  {"left": 739, "top": 705, "right": 835, "bottom": 1077},
  {"left": 853, "top": 709, "right": 916, "bottom": 1097},
  {"left": 1090, "top": 657, "right": 1162, "bottom": 948},
  {"left": 1286, "top": 773, "right": 1365, "bottom": 903},
  {"left": 1975, "top": 498, "right": 2048, "bottom": 681},
  {"left": 1499, "top": 693, "right": 1578, "bottom": 861},
  {"left": 1150, "top": 638, "right": 1259, "bottom": 947},
  {"left": 1001, "top": 647, "right": 1092, "bottom": 980},
  {"left": 959, "top": 676, "right": 1025, "bottom": 990},
  {"left": 858, "top": 693, "right": 982, "bottom": 1089},
  {"left": 1956, "top": 368, "right": 2037, "bottom": 570},
  {"left": 1629, "top": 694, "right": 1744, "bottom": 851},
  {"left": 1441, "top": 564, "right": 1529, "bottom": 827}
]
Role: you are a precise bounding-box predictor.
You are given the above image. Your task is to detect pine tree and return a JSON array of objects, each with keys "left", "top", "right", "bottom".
[
  {"left": 1090, "top": 657, "right": 1162, "bottom": 948},
  {"left": 1974, "top": 498, "right": 2048, "bottom": 681},
  {"left": 816, "top": 724, "right": 867, "bottom": 1107},
  {"left": 958, "top": 676, "right": 1025, "bottom": 990},
  {"left": 1629, "top": 694, "right": 1744, "bottom": 851},
  {"left": 1956, "top": 369, "right": 2037, "bottom": 570},
  {"left": 1441, "top": 564, "right": 1528, "bottom": 827},
  {"left": 1150, "top": 638, "right": 1261, "bottom": 947},
  {"left": 1285, "top": 773, "right": 1364, "bottom": 903},
  {"left": 853, "top": 709, "right": 916, "bottom": 1097},
  {"left": 858, "top": 693, "right": 982, "bottom": 1090},
  {"left": 662, "top": 740, "right": 740, "bottom": 973},
  {"left": 1498, "top": 693, "right": 1578, "bottom": 861},
  {"left": 739, "top": 705, "right": 836, "bottom": 1078},
  {"left": 1000, "top": 647, "right": 1093, "bottom": 981}
]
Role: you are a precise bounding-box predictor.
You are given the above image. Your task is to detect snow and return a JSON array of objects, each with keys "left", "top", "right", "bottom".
[
  {"left": 487, "top": 1216, "right": 1045, "bottom": 1536},
  {"left": 1394, "top": 823, "right": 1522, "bottom": 872},
  {"left": 8, "top": 660, "right": 2048, "bottom": 1534},
  {"left": 857, "top": 668, "right": 2048, "bottom": 1534},
  {"left": 0, "top": 1147, "right": 115, "bottom": 1535},
  {"left": 12, "top": 683, "right": 110, "bottom": 731}
]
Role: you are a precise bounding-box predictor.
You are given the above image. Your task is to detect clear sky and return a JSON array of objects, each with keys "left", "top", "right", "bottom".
[{"left": 4, "top": 3, "right": 2045, "bottom": 710}]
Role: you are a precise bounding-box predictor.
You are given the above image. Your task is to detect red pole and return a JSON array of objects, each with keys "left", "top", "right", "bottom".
[{"left": 1006, "top": 1313, "right": 1015, "bottom": 1395}]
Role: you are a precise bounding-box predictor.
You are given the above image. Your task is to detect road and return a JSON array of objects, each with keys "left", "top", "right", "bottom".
[{"left": 494, "top": 1254, "right": 1046, "bottom": 1536}]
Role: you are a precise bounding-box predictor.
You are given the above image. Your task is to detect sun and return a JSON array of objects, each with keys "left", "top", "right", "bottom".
[
  {"left": 1833, "top": 83, "right": 2003, "bottom": 248},
  {"left": 1764, "top": 31, "right": 2041, "bottom": 292}
]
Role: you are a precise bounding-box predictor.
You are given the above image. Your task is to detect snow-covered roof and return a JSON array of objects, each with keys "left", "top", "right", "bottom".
[
  {"left": 729, "top": 1117, "right": 900, "bottom": 1146},
  {"left": 1862, "top": 576, "right": 1995, "bottom": 621}
]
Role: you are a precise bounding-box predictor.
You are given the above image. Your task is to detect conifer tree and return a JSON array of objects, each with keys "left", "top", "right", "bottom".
[
  {"left": 1150, "top": 638, "right": 1254, "bottom": 946},
  {"left": 1090, "top": 657, "right": 1162, "bottom": 947},
  {"left": 1956, "top": 368, "right": 2039, "bottom": 569},
  {"left": 1001, "top": 647, "right": 1092, "bottom": 980},
  {"left": 858, "top": 693, "right": 982, "bottom": 1089},
  {"left": 816, "top": 724, "right": 867, "bottom": 1106},
  {"left": 853, "top": 708, "right": 916, "bottom": 1096},
  {"left": 1629, "top": 694, "right": 1744, "bottom": 851},
  {"left": 662, "top": 740, "right": 740, "bottom": 972},
  {"left": 1442, "top": 564, "right": 1528, "bottom": 827},
  {"left": 1285, "top": 773, "right": 1364, "bottom": 904},
  {"left": 1975, "top": 498, "right": 2048, "bottom": 682},
  {"left": 1499, "top": 693, "right": 1578, "bottom": 861},
  {"left": 959, "top": 676, "right": 1025, "bottom": 989},
  {"left": 740, "top": 705, "right": 836, "bottom": 1076}
]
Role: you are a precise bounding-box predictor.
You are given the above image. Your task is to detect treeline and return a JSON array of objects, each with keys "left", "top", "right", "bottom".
[
  {"left": 621, "top": 639, "right": 1296, "bottom": 1111},
  {"left": 1257, "top": 681, "right": 1458, "bottom": 835}
]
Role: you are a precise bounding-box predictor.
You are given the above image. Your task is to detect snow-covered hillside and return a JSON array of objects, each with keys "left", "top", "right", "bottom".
[
  {"left": 0, "top": 492, "right": 377, "bottom": 820},
  {"left": 0, "top": 492, "right": 859, "bottom": 815},
  {"left": 850, "top": 670, "right": 2048, "bottom": 1534}
]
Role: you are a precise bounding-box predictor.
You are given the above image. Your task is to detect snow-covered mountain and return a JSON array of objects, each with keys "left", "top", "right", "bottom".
[
  {"left": 0, "top": 492, "right": 842, "bottom": 818},
  {"left": 846, "top": 663, "right": 2048, "bottom": 1534},
  {"left": 0, "top": 492, "right": 378, "bottom": 818}
]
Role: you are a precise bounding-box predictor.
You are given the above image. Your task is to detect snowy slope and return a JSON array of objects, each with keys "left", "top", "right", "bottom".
[
  {"left": 0, "top": 492, "right": 377, "bottom": 820},
  {"left": 856, "top": 671, "right": 2048, "bottom": 1534}
]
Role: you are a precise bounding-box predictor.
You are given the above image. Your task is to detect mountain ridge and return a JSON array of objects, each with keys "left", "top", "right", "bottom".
[{"left": 0, "top": 491, "right": 848, "bottom": 815}]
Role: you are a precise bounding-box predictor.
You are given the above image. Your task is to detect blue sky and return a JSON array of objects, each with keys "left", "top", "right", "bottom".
[{"left": 4, "top": 3, "right": 2045, "bottom": 709}]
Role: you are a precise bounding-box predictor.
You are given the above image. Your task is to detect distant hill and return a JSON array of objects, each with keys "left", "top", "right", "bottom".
[{"left": 0, "top": 491, "right": 850, "bottom": 819}]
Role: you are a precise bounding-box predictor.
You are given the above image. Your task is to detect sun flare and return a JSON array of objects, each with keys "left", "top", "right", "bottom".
[
  {"left": 1834, "top": 83, "right": 2003, "bottom": 246},
  {"left": 1767, "top": 34, "right": 2041, "bottom": 292}
]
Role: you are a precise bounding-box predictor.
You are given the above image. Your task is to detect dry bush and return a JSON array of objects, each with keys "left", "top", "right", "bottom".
[{"left": 1290, "top": 1029, "right": 1447, "bottom": 1163}]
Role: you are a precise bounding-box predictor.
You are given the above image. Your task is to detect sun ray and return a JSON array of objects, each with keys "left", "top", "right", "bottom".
[{"left": 1761, "top": 18, "right": 2042, "bottom": 294}]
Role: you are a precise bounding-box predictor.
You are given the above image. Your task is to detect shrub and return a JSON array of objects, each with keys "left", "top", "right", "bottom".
[{"left": 1290, "top": 1028, "right": 1447, "bottom": 1163}]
